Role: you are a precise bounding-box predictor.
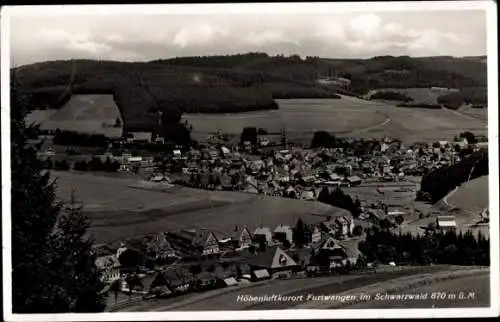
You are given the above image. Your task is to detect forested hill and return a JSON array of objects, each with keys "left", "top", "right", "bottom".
[
  {"left": 13, "top": 53, "right": 486, "bottom": 131},
  {"left": 155, "top": 53, "right": 487, "bottom": 91},
  {"left": 13, "top": 59, "right": 341, "bottom": 131}
]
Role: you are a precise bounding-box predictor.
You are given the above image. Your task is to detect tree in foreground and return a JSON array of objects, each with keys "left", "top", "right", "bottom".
[{"left": 11, "top": 82, "right": 105, "bottom": 313}]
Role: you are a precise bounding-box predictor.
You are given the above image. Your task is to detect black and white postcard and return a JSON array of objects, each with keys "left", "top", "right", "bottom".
[{"left": 1, "top": 1, "right": 498, "bottom": 320}]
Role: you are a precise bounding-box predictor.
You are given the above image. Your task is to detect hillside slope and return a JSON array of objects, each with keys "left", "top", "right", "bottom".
[
  {"left": 13, "top": 59, "right": 340, "bottom": 131},
  {"left": 13, "top": 54, "right": 487, "bottom": 131}
]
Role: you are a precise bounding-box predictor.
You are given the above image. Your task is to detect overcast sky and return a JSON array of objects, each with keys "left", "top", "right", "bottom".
[{"left": 9, "top": 9, "right": 487, "bottom": 67}]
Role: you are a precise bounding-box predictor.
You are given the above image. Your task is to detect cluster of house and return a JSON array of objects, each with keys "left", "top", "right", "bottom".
[
  {"left": 94, "top": 213, "right": 359, "bottom": 298},
  {"left": 32, "top": 124, "right": 486, "bottom": 189},
  {"left": 143, "top": 134, "right": 487, "bottom": 204}
]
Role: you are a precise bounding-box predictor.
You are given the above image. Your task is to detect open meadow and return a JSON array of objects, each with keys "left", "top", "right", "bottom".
[
  {"left": 446, "top": 175, "right": 489, "bottom": 214},
  {"left": 458, "top": 104, "right": 488, "bottom": 122},
  {"left": 26, "top": 94, "right": 123, "bottom": 137},
  {"left": 182, "top": 97, "right": 388, "bottom": 142},
  {"left": 26, "top": 94, "right": 487, "bottom": 146},
  {"left": 184, "top": 95, "right": 487, "bottom": 145},
  {"left": 52, "top": 171, "right": 349, "bottom": 244}
]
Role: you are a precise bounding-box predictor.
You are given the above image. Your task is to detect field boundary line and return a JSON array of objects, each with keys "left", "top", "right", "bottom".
[{"left": 442, "top": 186, "right": 459, "bottom": 208}]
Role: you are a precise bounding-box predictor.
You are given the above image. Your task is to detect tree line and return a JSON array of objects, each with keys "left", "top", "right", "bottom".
[
  {"left": 397, "top": 102, "right": 442, "bottom": 109},
  {"left": 43, "top": 157, "right": 121, "bottom": 172},
  {"left": 359, "top": 228, "right": 489, "bottom": 266},
  {"left": 317, "top": 186, "right": 362, "bottom": 218},
  {"left": 154, "top": 52, "right": 270, "bottom": 69},
  {"left": 437, "top": 87, "right": 487, "bottom": 108},
  {"left": 53, "top": 129, "right": 109, "bottom": 147},
  {"left": 369, "top": 90, "right": 413, "bottom": 102}
]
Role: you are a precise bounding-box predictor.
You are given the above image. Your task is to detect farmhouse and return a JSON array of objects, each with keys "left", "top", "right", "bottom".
[
  {"left": 147, "top": 272, "right": 173, "bottom": 297},
  {"left": 273, "top": 225, "right": 294, "bottom": 243},
  {"left": 166, "top": 229, "right": 220, "bottom": 256},
  {"left": 248, "top": 246, "right": 300, "bottom": 278},
  {"left": 196, "top": 271, "right": 217, "bottom": 290},
  {"left": 253, "top": 227, "right": 273, "bottom": 244},
  {"left": 303, "top": 225, "right": 323, "bottom": 246},
  {"left": 145, "top": 233, "right": 177, "bottom": 259},
  {"left": 436, "top": 215, "right": 457, "bottom": 231},
  {"left": 311, "top": 236, "right": 359, "bottom": 270},
  {"left": 230, "top": 226, "right": 253, "bottom": 249},
  {"left": 95, "top": 254, "right": 121, "bottom": 284},
  {"left": 151, "top": 269, "right": 190, "bottom": 294},
  {"left": 320, "top": 216, "right": 354, "bottom": 239}
]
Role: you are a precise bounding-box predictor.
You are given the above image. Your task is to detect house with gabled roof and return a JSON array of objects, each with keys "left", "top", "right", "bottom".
[
  {"left": 147, "top": 271, "right": 173, "bottom": 297},
  {"left": 144, "top": 232, "right": 178, "bottom": 259},
  {"left": 166, "top": 229, "right": 220, "bottom": 257},
  {"left": 436, "top": 215, "right": 457, "bottom": 231},
  {"left": 273, "top": 225, "right": 293, "bottom": 243},
  {"left": 311, "top": 236, "right": 360, "bottom": 270},
  {"left": 232, "top": 226, "right": 253, "bottom": 249},
  {"left": 320, "top": 215, "right": 354, "bottom": 239},
  {"left": 150, "top": 268, "right": 191, "bottom": 294},
  {"left": 253, "top": 227, "right": 273, "bottom": 245},
  {"left": 195, "top": 271, "right": 217, "bottom": 291},
  {"left": 95, "top": 254, "right": 121, "bottom": 284},
  {"left": 248, "top": 246, "right": 300, "bottom": 278},
  {"left": 303, "top": 224, "right": 323, "bottom": 246}
]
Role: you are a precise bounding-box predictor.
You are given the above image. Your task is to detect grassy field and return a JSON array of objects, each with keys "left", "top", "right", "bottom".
[
  {"left": 182, "top": 97, "right": 388, "bottom": 139},
  {"left": 25, "top": 110, "right": 58, "bottom": 125},
  {"left": 26, "top": 94, "right": 487, "bottom": 145},
  {"left": 184, "top": 95, "right": 487, "bottom": 145},
  {"left": 52, "top": 171, "right": 348, "bottom": 243},
  {"left": 458, "top": 104, "right": 488, "bottom": 122},
  {"left": 446, "top": 175, "right": 489, "bottom": 214},
  {"left": 344, "top": 181, "right": 418, "bottom": 207},
  {"left": 26, "top": 94, "right": 123, "bottom": 137}
]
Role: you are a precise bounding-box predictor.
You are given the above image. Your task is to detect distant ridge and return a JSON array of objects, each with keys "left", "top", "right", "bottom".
[{"left": 13, "top": 53, "right": 487, "bottom": 131}]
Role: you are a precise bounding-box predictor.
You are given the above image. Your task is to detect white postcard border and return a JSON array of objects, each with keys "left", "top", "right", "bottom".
[{"left": 1, "top": 1, "right": 498, "bottom": 321}]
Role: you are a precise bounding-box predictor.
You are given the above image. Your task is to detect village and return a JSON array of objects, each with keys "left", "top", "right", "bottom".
[{"left": 34, "top": 126, "right": 485, "bottom": 308}]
